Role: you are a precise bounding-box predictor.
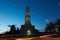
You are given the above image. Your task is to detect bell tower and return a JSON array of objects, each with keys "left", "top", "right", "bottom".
[
  {"left": 20, "top": 6, "right": 39, "bottom": 36},
  {"left": 25, "top": 6, "right": 31, "bottom": 25}
]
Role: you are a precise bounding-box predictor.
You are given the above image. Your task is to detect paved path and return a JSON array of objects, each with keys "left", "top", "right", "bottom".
[
  {"left": 0, "top": 34, "right": 60, "bottom": 40},
  {"left": 31, "top": 34, "right": 60, "bottom": 40},
  {"left": 16, "top": 38, "right": 32, "bottom": 40}
]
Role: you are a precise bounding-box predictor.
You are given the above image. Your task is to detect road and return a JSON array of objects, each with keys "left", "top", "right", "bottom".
[
  {"left": 0, "top": 34, "right": 60, "bottom": 40},
  {"left": 16, "top": 34, "right": 60, "bottom": 40}
]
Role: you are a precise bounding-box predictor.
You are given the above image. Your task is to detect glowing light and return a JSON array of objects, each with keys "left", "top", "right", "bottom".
[{"left": 27, "top": 30, "right": 31, "bottom": 35}]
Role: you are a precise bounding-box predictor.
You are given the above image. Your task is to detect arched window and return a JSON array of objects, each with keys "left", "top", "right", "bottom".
[{"left": 27, "top": 30, "right": 31, "bottom": 35}]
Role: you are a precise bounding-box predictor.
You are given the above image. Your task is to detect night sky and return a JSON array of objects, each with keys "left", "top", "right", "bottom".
[{"left": 0, "top": 0, "right": 60, "bottom": 33}]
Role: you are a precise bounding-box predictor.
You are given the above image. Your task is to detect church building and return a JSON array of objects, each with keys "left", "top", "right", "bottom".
[{"left": 20, "top": 6, "right": 40, "bottom": 36}]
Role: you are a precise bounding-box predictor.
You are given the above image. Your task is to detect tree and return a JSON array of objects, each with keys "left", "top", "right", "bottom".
[
  {"left": 45, "top": 24, "right": 50, "bottom": 33},
  {"left": 45, "top": 22, "right": 55, "bottom": 33},
  {"left": 56, "top": 19, "right": 60, "bottom": 25},
  {"left": 16, "top": 27, "right": 20, "bottom": 34},
  {"left": 8, "top": 25, "right": 16, "bottom": 34},
  {"left": 55, "top": 19, "right": 60, "bottom": 33}
]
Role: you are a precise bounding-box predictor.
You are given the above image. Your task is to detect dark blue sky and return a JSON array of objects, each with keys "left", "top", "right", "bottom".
[{"left": 0, "top": 0, "right": 60, "bottom": 33}]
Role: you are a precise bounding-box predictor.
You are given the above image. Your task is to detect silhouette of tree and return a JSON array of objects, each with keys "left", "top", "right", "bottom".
[
  {"left": 49, "top": 22, "right": 55, "bottom": 32},
  {"left": 56, "top": 19, "right": 60, "bottom": 25},
  {"left": 45, "top": 22, "right": 55, "bottom": 33},
  {"left": 8, "top": 25, "right": 16, "bottom": 34},
  {"left": 55, "top": 19, "right": 60, "bottom": 33},
  {"left": 45, "top": 24, "right": 50, "bottom": 33},
  {"left": 16, "top": 27, "right": 20, "bottom": 34}
]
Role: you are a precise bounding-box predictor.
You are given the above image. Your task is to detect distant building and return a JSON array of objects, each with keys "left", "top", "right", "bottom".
[{"left": 20, "top": 6, "right": 40, "bottom": 36}]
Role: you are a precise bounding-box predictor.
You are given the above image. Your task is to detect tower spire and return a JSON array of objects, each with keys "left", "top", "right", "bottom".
[{"left": 25, "top": 6, "right": 31, "bottom": 25}]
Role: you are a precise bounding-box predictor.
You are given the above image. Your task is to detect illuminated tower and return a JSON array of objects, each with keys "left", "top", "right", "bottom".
[
  {"left": 20, "top": 6, "right": 39, "bottom": 36},
  {"left": 25, "top": 6, "right": 31, "bottom": 25}
]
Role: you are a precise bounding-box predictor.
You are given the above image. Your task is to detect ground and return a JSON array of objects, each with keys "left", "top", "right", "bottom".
[{"left": 0, "top": 34, "right": 60, "bottom": 40}]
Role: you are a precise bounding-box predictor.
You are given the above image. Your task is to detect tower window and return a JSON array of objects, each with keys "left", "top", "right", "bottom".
[{"left": 27, "top": 30, "right": 31, "bottom": 35}]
